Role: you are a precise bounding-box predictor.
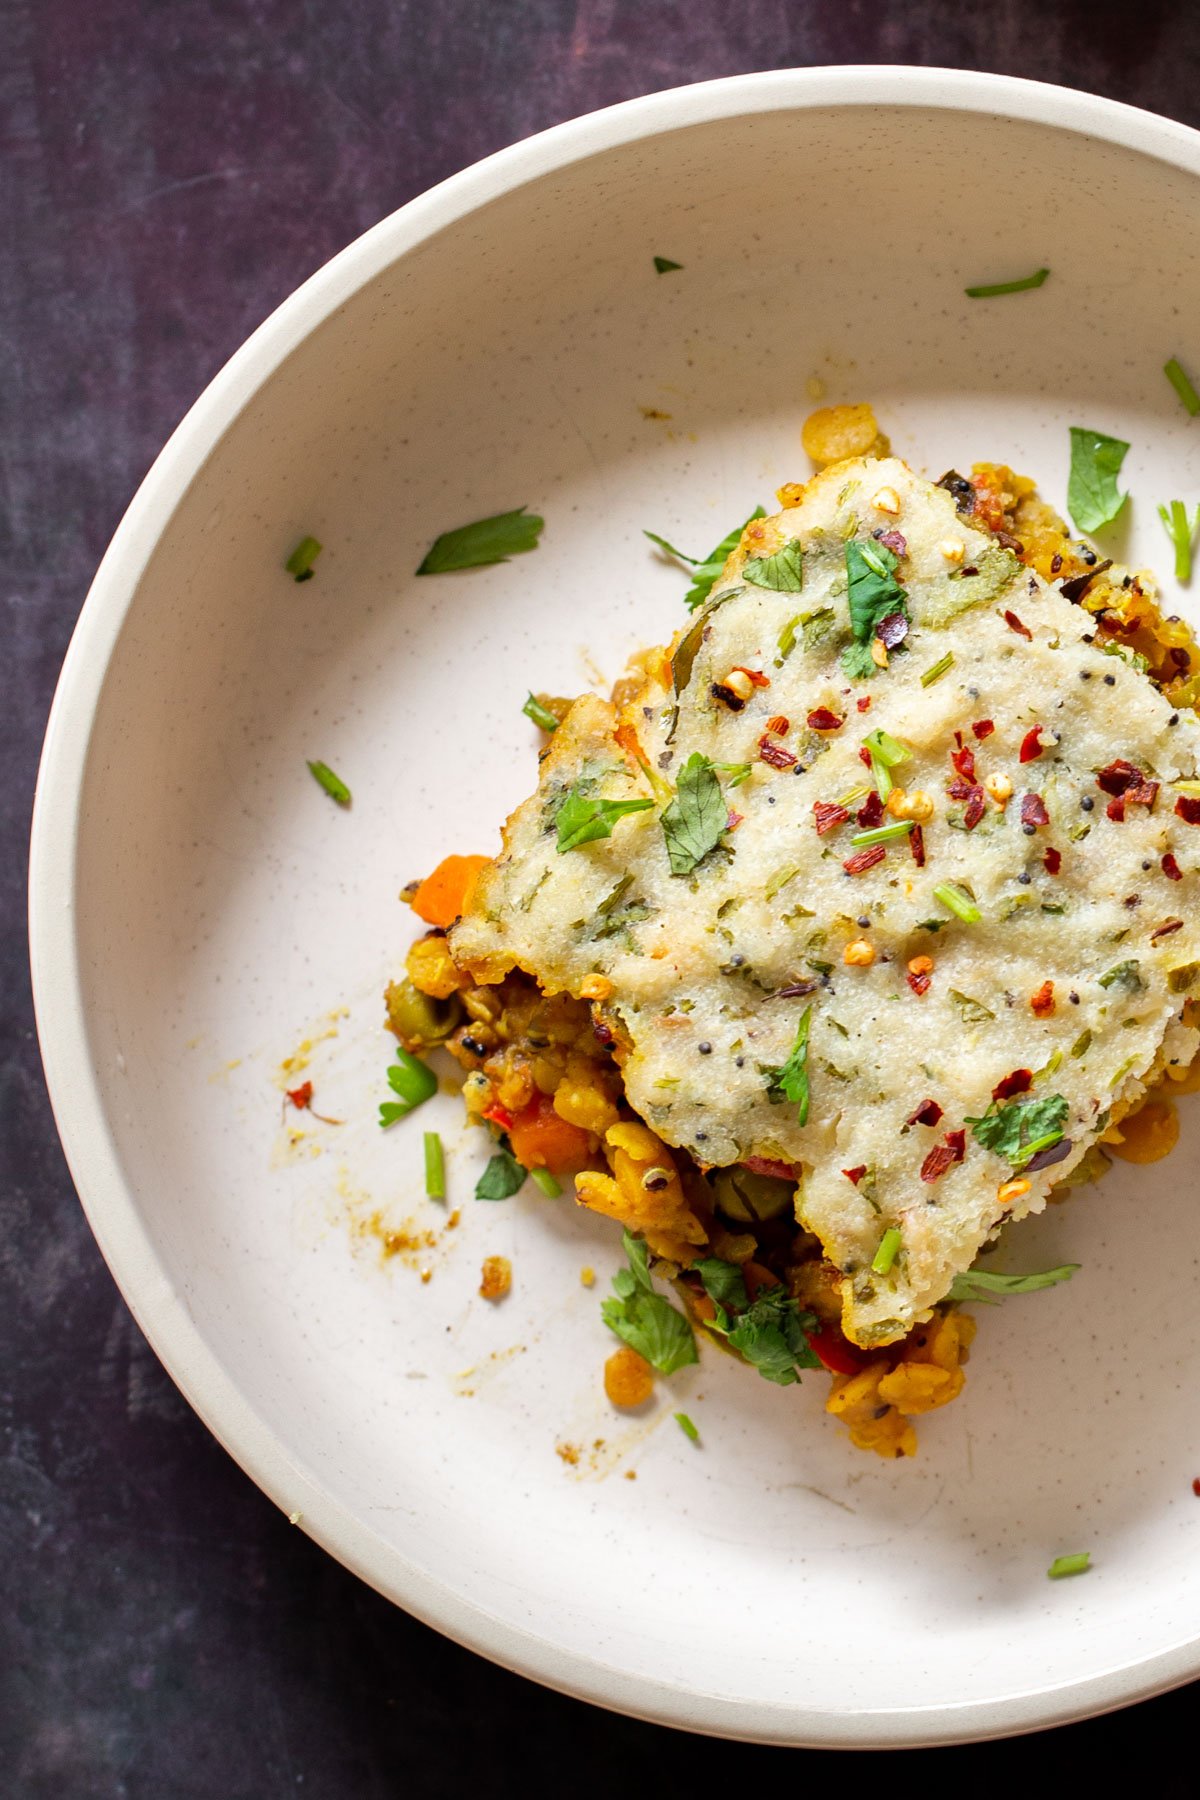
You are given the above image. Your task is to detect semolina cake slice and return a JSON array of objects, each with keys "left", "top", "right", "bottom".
[{"left": 451, "top": 456, "right": 1200, "bottom": 1346}]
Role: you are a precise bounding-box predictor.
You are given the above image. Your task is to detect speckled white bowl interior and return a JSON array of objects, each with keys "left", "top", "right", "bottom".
[{"left": 31, "top": 69, "right": 1200, "bottom": 1746}]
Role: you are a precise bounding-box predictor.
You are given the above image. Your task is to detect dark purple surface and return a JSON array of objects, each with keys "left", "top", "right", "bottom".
[{"left": 9, "top": 2, "right": 1200, "bottom": 1791}]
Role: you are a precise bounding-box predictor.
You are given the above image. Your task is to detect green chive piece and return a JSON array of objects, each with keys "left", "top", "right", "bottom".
[
  {"left": 674, "top": 1411, "right": 700, "bottom": 1442},
  {"left": 379, "top": 1047, "right": 438, "bottom": 1127},
  {"left": 865, "top": 728, "right": 911, "bottom": 767},
  {"left": 424, "top": 1131, "right": 446, "bottom": 1200},
  {"left": 836, "top": 785, "right": 869, "bottom": 809},
  {"left": 1158, "top": 500, "right": 1200, "bottom": 582},
  {"left": 1165, "top": 357, "right": 1200, "bottom": 417},
  {"left": 868, "top": 752, "right": 893, "bottom": 801},
  {"left": 1015, "top": 1131, "right": 1064, "bottom": 1166},
  {"left": 653, "top": 256, "right": 683, "bottom": 274},
  {"left": 871, "top": 1227, "right": 902, "bottom": 1276},
  {"left": 964, "top": 267, "right": 1049, "bottom": 298},
  {"left": 933, "top": 881, "right": 982, "bottom": 924},
  {"left": 307, "top": 760, "right": 351, "bottom": 807},
  {"left": 920, "top": 651, "right": 955, "bottom": 687},
  {"left": 529, "top": 1167, "right": 562, "bottom": 1198},
  {"left": 522, "top": 692, "right": 560, "bottom": 732},
  {"left": 849, "top": 819, "right": 915, "bottom": 848},
  {"left": 285, "top": 535, "right": 322, "bottom": 580},
  {"left": 1047, "top": 1552, "right": 1091, "bottom": 1580},
  {"left": 1175, "top": 780, "right": 1200, "bottom": 797}
]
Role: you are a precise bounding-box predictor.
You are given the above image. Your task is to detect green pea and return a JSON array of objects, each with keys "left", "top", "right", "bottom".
[
  {"left": 385, "top": 977, "right": 463, "bottom": 1050},
  {"left": 710, "top": 1167, "right": 794, "bottom": 1224}
]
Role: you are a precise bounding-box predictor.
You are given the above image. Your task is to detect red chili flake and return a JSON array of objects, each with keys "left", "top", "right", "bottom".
[
  {"left": 963, "top": 786, "right": 986, "bottom": 829},
  {"left": 856, "top": 696, "right": 872, "bottom": 712},
  {"left": 1097, "top": 759, "right": 1143, "bottom": 796},
  {"left": 843, "top": 844, "right": 887, "bottom": 876},
  {"left": 920, "top": 1142, "right": 957, "bottom": 1183},
  {"left": 1019, "top": 726, "right": 1045, "bottom": 763},
  {"left": 947, "top": 774, "right": 973, "bottom": 800},
  {"left": 286, "top": 1081, "right": 314, "bottom": 1110},
  {"left": 876, "top": 611, "right": 909, "bottom": 650},
  {"left": 842, "top": 1165, "right": 867, "bottom": 1185},
  {"left": 766, "top": 714, "right": 789, "bottom": 735},
  {"left": 950, "top": 745, "right": 976, "bottom": 781},
  {"left": 906, "top": 967, "right": 931, "bottom": 995},
  {"left": 759, "top": 737, "right": 798, "bottom": 769},
  {"left": 1126, "top": 779, "right": 1159, "bottom": 810},
  {"left": 1106, "top": 796, "right": 1126, "bottom": 823},
  {"left": 945, "top": 1129, "right": 966, "bottom": 1164},
  {"left": 482, "top": 1102, "right": 515, "bottom": 1130},
  {"left": 859, "top": 746, "right": 873, "bottom": 768},
  {"left": 727, "top": 810, "right": 744, "bottom": 831},
  {"left": 906, "top": 1098, "right": 944, "bottom": 1127},
  {"left": 1163, "top": 852, "right": 1184, "bottom": 880},
  {"left": 953, "top": 730, "right": 964, "bottom": 748},
  {"left": 1020, "top": 792, "right": 1049, "bottom": 828},
  {"left": 992, "top": 1069, "right": 1032, "bottom": 1101},
  {"left": 972, "top": 719, "right": 995, "bottom": 741},
  {"left": 1043, "top": 846, "right": 1062, "bottom": 875},
  {"left": 1193, "top": 1477, "right": 1200, "bottom": 1497},
  {"left": 909, "top": 823, "right": 926, "bottom": 867},
  {"left": 1176, "top": 796, "right": 1200, "bottom": 825},
  {"left": 1004, "top": 609, "right": 1032, "bottom": 639},
  {"left": 742, "top": 1155, "right": 798, "bottom": 1180},
  {"left": 734, "top": 665, "right": 770, "bottom": 688},
  {"left": 813, "top": 801, "right": 849, "bottom": 836},
  {"left": 857, "top": 790, "right": 884, "bottom": 829},
  {"left": 807, "top": 707, "right": 844, "bottom": 732},
  {"left": 1030, "top": 980, "right": 1055, "bottom": 1016},
  {"left": 877, "top": 529, "right": 907, "bottom": 557},
  {"left": 1151, "top": 917, "right": 1185, "bottom": 942}
]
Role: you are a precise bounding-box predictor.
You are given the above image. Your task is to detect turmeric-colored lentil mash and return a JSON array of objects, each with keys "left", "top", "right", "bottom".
[{"left": 390, "top": 410, "right": 1200, "bottom": 1457}]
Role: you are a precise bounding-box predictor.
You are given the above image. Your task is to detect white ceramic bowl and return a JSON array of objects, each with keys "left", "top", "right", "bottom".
[{"left": 31, "top": 67, "right": 1200, "bottom": 1746}]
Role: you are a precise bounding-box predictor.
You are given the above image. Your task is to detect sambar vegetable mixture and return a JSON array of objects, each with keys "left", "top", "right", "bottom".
[{"left": 390, "top": 412, "right": 1200, "bottom": 1456}]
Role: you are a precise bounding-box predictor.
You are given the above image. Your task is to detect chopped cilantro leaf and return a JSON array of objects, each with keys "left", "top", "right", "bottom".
[
  {"left": 713, "top": 1285, "right": 821, "bottom": 1385},
  {"left": 742, "top": 539, "right": 804, "bottom": 592},
  {"left": 601, "top": 1230, "right": 697, "bottom": 1373},
  {"left": 648, "top": 507, "right": 767, "bottom": 612},
  {"left": 845, "top": 538, "right": 909, "bottom": 647},
  {"left": 947, "top": 1264, "right": 1079, "bottom": 1304},
  {"left": 965, "top": 1092, "right": 1069, "bottom": 1166},
  {"left": 416, "top": 506, "right": 543, "bottom": 574},
  {"left": 555, "top": 782, "right": 653, "bottom": 853},
  {"left": 475, "top": 1138, "right": 527, "bottom": 1200},
  {"left": 378, "top": 1045, "right": 437, "bottom": 1126},
  {"left": 653, "top": 256, "right": 683, "bottom": 274},
  {"left": 762, "top": 1006, "right": 813, "bottom": 1126},
  {"left": 1067, "top": 428, "right": 1129, "bottom": 533},
  {"left": 661, "top": 752, "right": 728, "bottom": 875},
  {"left": 694, "top": 1257, "right": 749, "bottom": 1312}
]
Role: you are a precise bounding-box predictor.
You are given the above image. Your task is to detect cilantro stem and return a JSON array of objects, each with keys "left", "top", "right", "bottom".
[
  {"left": 849, "top": 819, "right": 914, "bottom": 848},
  {"left": 920, "top": 651, "right": 955, "bottom": 687},
  {"left": 933, "top": 881, "right": 982, "bottom": 924},
  {"left": 964, "top": 267, "right": 1049, "bottom": 298},
  {"left": 871, "top": 1227, "right": 902, "bottom": 1275},
  {"left": 529, "top": 1167, "right": 562, "bottom": 1198},
  {"left": 1158, "top": 500, "right": 1199, "bottom": 582},
  {"left": 674, "top": 1411, "right": 700, "bottom": 1442},
  {"left": 285, "top": 535, "right": 322, "bottom": 580},
  {"left": 424, "top": 1131, "right": 446, "bottom": 1200},
  {"left": 1165, "top": 357, "right": 1200, "bottom": 417},
  {"left": 307, "top": 760, "right": 351, "bottom": 807},
  {"left": 865, "top": 728, "right": 911, "bottom": 766},
  {"left": 379, "top": 1047, "right": 438, "bottom": 1126},
  {"left": 522, "top": 692, "right": 560, "bottom": 732},
  {"left": 1047, "top": 1552, "right": 1091, "bottom": 1580},
  {"left": 1014, "top": 1129, "right": 1064, "bottom": 1166}
]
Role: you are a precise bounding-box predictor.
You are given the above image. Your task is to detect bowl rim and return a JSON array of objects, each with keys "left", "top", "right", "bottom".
[{"left": 28, "top": 64, "right": 1200, "bottom": 1747}]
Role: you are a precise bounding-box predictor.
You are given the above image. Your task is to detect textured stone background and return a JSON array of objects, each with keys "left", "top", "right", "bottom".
[{"left": 8, "top": 2, "right": 1200, "bottom": 1791}]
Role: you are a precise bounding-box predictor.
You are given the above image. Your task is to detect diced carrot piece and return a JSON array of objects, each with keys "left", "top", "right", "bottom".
[
  {"left": 411, "top": 854, "right": 490, "bottom": 928},
  {"left": 508, "top": 1092, "right": 594, "bottom": 1174}
]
